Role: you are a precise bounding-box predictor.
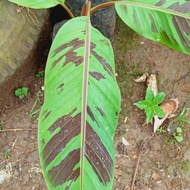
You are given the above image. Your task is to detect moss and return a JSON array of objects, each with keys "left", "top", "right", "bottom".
[
  {"left": 177, "top": 159, "right": 190, "bottom": 173},
  {"left": 113, "top": 16, "right": 140, "bottom": 54},
  {"left": 112, "top": 16, "right": 143, "bottom": 120}
]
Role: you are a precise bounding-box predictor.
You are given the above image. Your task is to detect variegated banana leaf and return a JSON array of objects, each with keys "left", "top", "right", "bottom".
[
  {"left": 38, "top": 16, "right": 120, "bottom": 190},
  {"left": 115, "top": 0, "right": 190, "bottom": 54}
]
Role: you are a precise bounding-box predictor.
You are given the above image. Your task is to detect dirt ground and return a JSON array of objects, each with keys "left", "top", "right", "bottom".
[{"left": 1, "top": 17, "right": 190, "bottom": 190}]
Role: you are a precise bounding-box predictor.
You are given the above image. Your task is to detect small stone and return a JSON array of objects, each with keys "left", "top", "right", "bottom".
[{"left": 122, "top": 137, "right": 129, "bottom": 146}]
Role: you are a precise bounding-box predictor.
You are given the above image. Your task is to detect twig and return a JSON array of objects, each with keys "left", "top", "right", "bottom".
[
  {"left": 11, "top": 137, "right": 18, "bottom": 149},
  {"left": 173, "top": 68, "right": 190, "bottom": 84},
  {"left": 131, "top": 152, "right": 141, "bottom": 190},
  {"left": 0, "top": 128, "right": 37, "bottom": 132},
  {"left": 126, "top": 140, "right": 147, "bottom": 190}
]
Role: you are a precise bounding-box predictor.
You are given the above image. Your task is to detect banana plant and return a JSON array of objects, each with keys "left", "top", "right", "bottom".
[{"left": 7, "top": 0, "right": 190, "bottom": 189}]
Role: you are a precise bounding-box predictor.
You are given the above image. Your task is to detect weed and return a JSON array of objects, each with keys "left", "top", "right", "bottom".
[
  {"left": 167, "top": 106, "right": 190, "bottom": 143},
  {"left": 3, "top": 150, "right": 10, "bottom": 159},
  {"left": 14, "top": 87, "right": 28, "bottom": 99},
  {"left": 29, "top": 90, "right": 42, "bottom": 117},
  {"left": 134, "top": 88, "right": 166, "bottom": 123},
  {"left": 177, "top": 159, "right": 190, "bottom": 173},
  {"left": 36, "top": 71, "right": 44, "bottom": 78},
  {"left": 173, "top": 127, "right": 183, "bottom": 142},
  {"left": 174, "top": 106, "right": 190, "bottom": 124},
  {"left": 157, "top": 127, "right": 166, "bottom": 134}
]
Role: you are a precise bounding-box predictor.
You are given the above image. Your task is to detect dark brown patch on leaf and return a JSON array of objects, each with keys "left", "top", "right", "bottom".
[
  {"left": 43, "top": 112, "right": 80, "bottom": 166},
  {"left": 43, "top": 111, "right": 51, "bottom": 121},
  {"left": 63, "top": 52, "right": 83, "bottom": 67},
  {"left": 51, "top": 55, "right": 64, "bottom": 69},
  {"left": 48, "top": 149, "right": 80, "bottom": 186},
  {"left": 166, "top": 3, "right": 190, "bottom": 51},
  {"left": 87, "top": 105, "right": 95, "bottom": 122},
  {"left": 161, "top": 30, "right": 171, "bottom": 44},
  {"left": 91, "top": 43, "right": 115, "bottom": 78},
  {"left": 149, "top": 14, "right": 158, "bottom": 33},
  {"left": 87, "top": 105, "right": 101, "bottom": 128},
  {"left": 96, "top": 106, "right": 106, "bottom": 117},
  {"left": 57, "top": 83, "right": 64, "bottom": 89},
  {"left": 168, "top": 2, "right": 190, "bottom": 13},
  {"left": 51, "top": 38, "right": 84, "bottom": 69},
  {"left": 89, "top": 71, "right": 105, "bottom": 81},
  {"left": 155, "top": 0, "right": 166, "bottom": 6},
  {"left": 132, "top": 10, "right": 141, "bottom": 29},
  {"left": 172, "top": 17, "right": 190, "bottom": 50},
  {"left": 41, "top": 139, "right": 45, "bottom": 147},
  {"left": 100, "top": 39, "right": 110, "bottom": 47},
  {"left": 49, "top": 108, "right": 77, "bottom": 134},
  {"left": 52, "top": 38, "right": 82, "bottom": 56},
  {"left": 85, "top": 123, "right": 114, "bottom": 185}
]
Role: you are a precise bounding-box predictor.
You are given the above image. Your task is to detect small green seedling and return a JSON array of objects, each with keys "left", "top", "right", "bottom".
[
  {"left": 4, "top": 150, "right": 10, "bottom": 159},
  {"left": 29, "top": 90, "right": 43, "bottom": 118},
  {"left": 173, "top": 127, "right": 183, "bottom": 142},
  {"left": 36, "top": 71, "right": 44, "bottom": 78},
  {"left": 14, "top": 87, "right": 28, "bottom": 99},
  {"left": 134, "top": 88, "right": 166, "bottom": 123},
  {"left": 167, "top": 106, "right": 190, "bottom": 142},
  {"left": 157, "top": 127, "right": 166, "bottom": 134},
  {"left": 175, "top": 106, "right": 190, "bottom": 124}
]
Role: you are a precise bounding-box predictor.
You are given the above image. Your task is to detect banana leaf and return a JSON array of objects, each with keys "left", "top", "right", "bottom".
[
  {"left": 8, "top": 0, "right": 62, "bottom": 8},
  {"left": 115, "top": 0, "right": 190, "bottom": 54},
  {"left": 38, "top": 15, "right": 120, "bottom": 190}
]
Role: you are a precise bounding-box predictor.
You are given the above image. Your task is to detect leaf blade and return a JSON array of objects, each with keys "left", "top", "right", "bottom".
[
  {"left": 8, "top": 0, "right": 62, "bottom": 8},
  {"left": 153, "top": 92, "right": 166, "bottom": 105},
  {"left": 145, "top": 88, "right": 154, "bottom": 101},
  {"left": 134, "top": 100, "right": 150, "bottom": 109},
  {"left": 145, "top": 108, "right": 154, "bottom": 123},
  {"left": 154, "top": 106, "right": 166, "bottom": 118}
]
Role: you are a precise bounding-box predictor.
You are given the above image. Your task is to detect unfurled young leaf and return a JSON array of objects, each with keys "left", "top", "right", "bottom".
[
  {"left": 145, "top": 87, "right": 154, "bottom": 102},
  {"left": 154, "top": 106, "right": 165, "bottom": 118},
  {"left": 134, "top": 100, "right": 150, "bottom": 109},
  {"left": 145, "top": 108, "right": 154, "bottom": 124},
  {"left": 153, "top": 92, "right": 166, "bottom": 105},
  {"left": 38, "top": 16, "right": 120, "bottom": 190}
]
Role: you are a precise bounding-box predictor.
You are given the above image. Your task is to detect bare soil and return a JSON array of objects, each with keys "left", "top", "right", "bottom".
[{"left": 1, "top": 17, "right": 190, "bottom": 190}]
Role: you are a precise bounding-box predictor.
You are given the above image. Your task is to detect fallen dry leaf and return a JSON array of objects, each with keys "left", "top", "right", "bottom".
[
  {"left": 160, "top": 98, "right": 179, "bottom": 116},
  {"left": 146, "top": 74, "right": 158, "bottom": 96},
  {"left": 133, "top": 73, "right": 148, "bottom": 83},
  {"left": 153, "top": 98, "right": 179, "bottom": 132}
]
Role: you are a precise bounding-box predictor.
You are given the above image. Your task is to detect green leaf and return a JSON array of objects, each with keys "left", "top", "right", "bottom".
[
  {"left": 14, "top": 87, "right": 28, "bottom": 99},
  {"left": 175, "top": 135, "right": 183, "bottom": 142},
  {"left": 133, "top": 100, "right": 150, "bottom": 109},
  {"left": 145, "top": 108, "right": 154, "bottom": 123},
  {"left": 8, "top": 0, "right": 63, "bottom": 8},
  {"left": 176, "top": 127, "right": 183, "bottom": 133},
  {"left": 154, "top": 106, "right": 165, "bottom": 118},
  {"left": 153, "top": 92, "right": 166, "bottom": 105},
  {"left": 145, "top": 88, "right": 154, "bottom": 102},
  {"left": 38, "top": 16, "right": 120, "bottom": 190},
  {"left": 115, "top": 0, "right": 190, "bottom": 54}
]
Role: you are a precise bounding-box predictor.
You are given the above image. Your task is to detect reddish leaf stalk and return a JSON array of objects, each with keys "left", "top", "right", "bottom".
[{"left": 90, "top": 1, "right": 115, "bottom": 15}]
